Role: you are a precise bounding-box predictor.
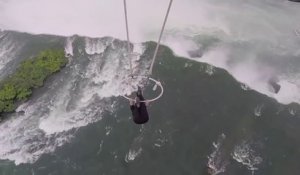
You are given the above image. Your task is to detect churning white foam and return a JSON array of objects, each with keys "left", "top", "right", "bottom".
[
  {"left": 0, "top": 0, "right": 300, "bottom": 165},
  {"left": 274, "top": 79, "right": 300, "bottom": 104},
  {"left": 0, "top": 99, "right": 75, "bottom": 165},
  {"left": 125, "top": 133, "right": 144, "bottom": 163},
  {"left": 65, "top": 37, "right": 74, "bottom": 57},
  {"left": 85, "top": 38, "right": 107, "bottom": 55},
  {"left": 0, "top": 33, "right": 23, "bottom": 79},
  {"left": 207, "top": 134, "right": 228, "bottom": 175},
  {"left": 254, "top": 104, "right": 264, "bottom": 117},
  {"left": 232, "top": 141, "right": 263, "bottom": 171},
  {"left": 0, "top": 37, "right": 147, "bottom": 165},
  {"left": 164, "top": 27, "right": 300, "bottom": 104},
  {"left": 1, "top": 0, "right": 300, "bottom": 104}
]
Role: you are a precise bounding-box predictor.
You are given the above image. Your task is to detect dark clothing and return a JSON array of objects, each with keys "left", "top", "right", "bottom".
[{"left": 130, "top": 94, "right": 149, "bottom": 124}]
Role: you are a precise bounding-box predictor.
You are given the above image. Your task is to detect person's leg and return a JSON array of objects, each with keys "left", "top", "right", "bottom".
[
  {"left": 133, "top": 86, "right": 149, "bottom": 124},
  {"left": 139, "top": 102, "right": 149, "bottom": 117},
  {"left": 137, "top": 88, "right": 149, "bottom": 122},
  {"left": 131, "top": 105, "right": 144, "bottom": 124}
]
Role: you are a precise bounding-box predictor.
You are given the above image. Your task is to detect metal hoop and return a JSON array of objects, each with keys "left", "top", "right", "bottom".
[{"left": 122, "top": 75, "right": 164, "bottom": 103}]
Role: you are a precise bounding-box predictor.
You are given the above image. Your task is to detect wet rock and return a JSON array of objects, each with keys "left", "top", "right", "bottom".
[
  {"left": 268, "top": 77, "right": 281, "bottom": 94},
  {"left": 206, "top": 166, "right": 215, "bottom": 175},
  {"left": 65, "top": 53, "right": 72, "bottom": 57},
  {"left": 18, "top": 110, "right": 25, "bottom": 115},
  {"left": 187, "top": 49, "right": 203, "bottom": 58}
]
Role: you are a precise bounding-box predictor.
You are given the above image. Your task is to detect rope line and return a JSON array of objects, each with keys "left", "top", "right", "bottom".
[
  {"left": 148, "top": 0, "right": 173, "bottom": 76},
  {"left": 123, "top": 0, "right": 133, "bottom": 75},
  {"left": 122, "top": 0, "right": 173, "bottom": 103}
]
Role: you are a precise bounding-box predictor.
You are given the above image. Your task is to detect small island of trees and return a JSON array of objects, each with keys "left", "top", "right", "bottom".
[{"left": 0, "top": 49, "right": 67, "bottom": 118}]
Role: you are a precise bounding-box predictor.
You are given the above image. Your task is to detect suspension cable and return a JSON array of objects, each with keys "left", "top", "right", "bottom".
[
  {"left": 123, "top": 0, "right": 133, "bottom": 75},
  {"left": 148, "top": 0, "right": 173, "bottom": 76},
  {"left": 122, "top": 0, "right": 172, "bottom": 102},
  {"left": 123, "top": 0, "right": 173, "bottom": 77}
]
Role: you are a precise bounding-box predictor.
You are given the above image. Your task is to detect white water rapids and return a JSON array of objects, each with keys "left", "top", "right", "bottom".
[
  {"left": 0, "top": 0, "right": 299, "bottom": 165},
  {"left": 1, "top": 0, "right": 300, "bottom": 104},
  {"left": 0, "top": 35, "right": 147, "bottom": 164}
]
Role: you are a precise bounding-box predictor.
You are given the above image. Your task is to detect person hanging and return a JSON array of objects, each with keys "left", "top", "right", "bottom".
[
  {"left": 122, "top": 0, "right": 173, "bottom": 124},
  {"left": 129, "top": 87, "right": 149, "bottom": 124}
]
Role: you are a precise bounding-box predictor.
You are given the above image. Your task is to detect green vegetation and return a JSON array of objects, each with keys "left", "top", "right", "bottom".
[{"left": 0, "top": 49, "right": 67, "bottom": 116}]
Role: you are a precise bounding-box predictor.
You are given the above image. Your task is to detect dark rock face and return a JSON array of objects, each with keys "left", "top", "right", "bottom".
[
  {"left": 187, "top": 49, "right": 203, "bottom": 58},
  {"left": 269, "top": 77, "right": 281, "bottom": 94},
  {"left": 289, "top": 0, "right": 300, "bottom": 2}
]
